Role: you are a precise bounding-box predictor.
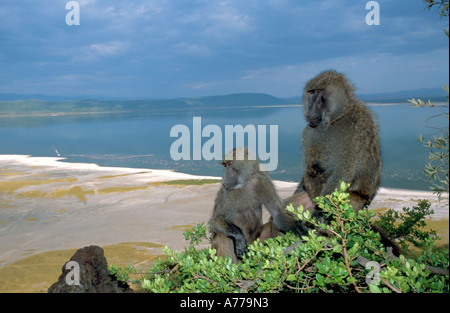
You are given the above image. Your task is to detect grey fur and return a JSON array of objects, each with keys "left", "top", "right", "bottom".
[{"left": 296, "top": 70, "right": 382, "bottom": 212}]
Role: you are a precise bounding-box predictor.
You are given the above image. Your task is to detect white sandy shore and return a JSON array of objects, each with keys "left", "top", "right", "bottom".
[
  {"left": 0, "top": 154, "right": 448, "bottom": 267},
  {"left": 0, "top": 154, "right": 220, "bottom": 182}
]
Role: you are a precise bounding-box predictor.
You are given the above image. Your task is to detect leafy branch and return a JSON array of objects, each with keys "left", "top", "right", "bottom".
[{"left": 110, "top": 182, "right": 448, "bottom": 293}]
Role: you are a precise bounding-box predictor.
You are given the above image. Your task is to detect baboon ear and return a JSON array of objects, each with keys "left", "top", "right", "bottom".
[
  {"left": 322, "top": 109, "right": 331, "bottom": 126},
  {"left": 325, "top": 86, "right": 348, "bottom": 124}
]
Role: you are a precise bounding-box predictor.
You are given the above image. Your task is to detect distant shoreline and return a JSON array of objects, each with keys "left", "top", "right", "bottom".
[
  {"left": 1, "top": 153, "right": 447, "bottom": 198},
  {"left": 0, "top": 102, "right": 427, "bottom": 118},
  {"left": 0, "top": 111, "right": 134, "bottom": 118}
]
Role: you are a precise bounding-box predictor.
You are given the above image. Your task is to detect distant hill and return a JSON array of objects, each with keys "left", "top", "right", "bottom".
[
  {"left": 187, "top": 93, "right": 295, "bottom": 107},
  {"left": 0, "top": 89, "right": 447, "bottom": 116},
  {"left": 0, "top": 93, "right": 293, "bottom": 116}
]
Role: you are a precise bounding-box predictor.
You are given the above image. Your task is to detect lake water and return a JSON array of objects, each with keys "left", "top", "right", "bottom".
[{"left": 0, "top": 104, "right": 447, "bottom": 191}]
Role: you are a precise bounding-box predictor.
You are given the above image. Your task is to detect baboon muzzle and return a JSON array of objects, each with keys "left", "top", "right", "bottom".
[{"left": 308, "top": 116, "right": 322, "bottom": 128}]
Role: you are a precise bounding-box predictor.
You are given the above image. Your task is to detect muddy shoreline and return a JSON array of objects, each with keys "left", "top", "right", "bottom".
[{"left": 0, "top": 155, "right": 448, "bottom": 292}]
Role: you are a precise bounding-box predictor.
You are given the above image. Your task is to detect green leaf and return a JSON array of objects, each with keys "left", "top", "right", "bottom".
[
  {"left": 287, "top": 274, "right": 296, "bottom": 281},
  {"left": 369, "top": 284, "right": 382, "bottom": 293},
  {"left": 315, "top": 274, "right": 325, "bottom": 285},
  {"left": 303, "top": 210, "right": 311, "bottom": 220}
]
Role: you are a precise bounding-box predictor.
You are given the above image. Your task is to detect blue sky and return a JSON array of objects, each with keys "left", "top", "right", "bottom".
[{"left": 0, "top": 0, "right": 448, "bottom": 99}]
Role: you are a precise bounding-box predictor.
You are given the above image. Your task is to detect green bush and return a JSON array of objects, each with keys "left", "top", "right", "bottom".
[
  {"left": 410, "top": 1, "right": 449, "bottom": 197},
  {"left": 373, "top": 199, "right": 439, "bottom": 251},
  {"left": 111, "top": 182, "right": 449, "bottom": 293},
  {"left": 409, "top": 86, "right": 449, "bottom": 199}
]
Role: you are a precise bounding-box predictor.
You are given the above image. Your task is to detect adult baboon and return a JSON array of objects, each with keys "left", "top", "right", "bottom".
[
  {"left": 261, "top": 70, "right": 383, "bottom": 241},
  {"left": 266, "top": 71, "right": 401, "bottom": 255},
  {"left": 296, "top": 70, "right": 381, "bottom": 213},
  {"left": 209, "top": 148, "right": 301, "bottom": 263}
]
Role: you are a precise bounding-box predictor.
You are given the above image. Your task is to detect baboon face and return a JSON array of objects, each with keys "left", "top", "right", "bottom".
[
  {"left": 304, "top": 89, "right": 327, "bottom": 128},
  {"left": 222, "top": 159, "right": 258, "bottom": 190},
  {"left": 221, "top": 148, "right": 258, "bottom": 190},
  {"left": 222, "top": 160, "right": 242, "bottom": 190},
  {"left": 303, "top": 70, "right": 356, "bottom": 127}
]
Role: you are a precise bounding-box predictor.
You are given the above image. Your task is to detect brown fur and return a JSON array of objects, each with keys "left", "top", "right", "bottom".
[
  {"left": 209, "top": 148, "right": 300, "bottom": 262},
  {"left": 259, "top": 71, "right": 400, "bottom": 255},
  {"left": 261, "top": 70, "right": 384, "bottom": 243},
  {"left": 296, "top": 70, "right": 381, "bottom": 212}
]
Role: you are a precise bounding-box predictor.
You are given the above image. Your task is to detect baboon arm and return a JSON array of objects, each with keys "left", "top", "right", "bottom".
[
  {"left": 284, "top": 191, "right": 315, "bottom": 212},
  {"left": 322, "top": 175, "right": 371, "bottom": 211},
  {"left": 209, "top": 216, "right": 248, "bottom": 258},
  {"left": 294, "top": 178, "right": 307, "bottom": 195},
  {"left": 321, "top": 175, "right": 340, "bottom": 195},
  {"left": 212, "top": 233, "right": 240, "bottom": 264},
  {"left": 263, "top": 195, "right": 285, "bottom": 219},
  {"left": 263, "top": 194, "right": 310, "bottom": 236},
  {"left": 321, "top": 172, "right": 354, "bottom": 198},
  {"left": 260, "top": 220, "right": 284, "bottom": 243}
]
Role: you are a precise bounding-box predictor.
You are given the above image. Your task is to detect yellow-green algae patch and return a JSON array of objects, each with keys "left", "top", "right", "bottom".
[
  {"left": 97, "top": 186, "right": 150, "bottom": 194},
  {"left": 17, "top": 190, "right": 47, "bottom": 198},
  {"left": 104, "top": 242, "right": 164, "bottom": 267},
  {"left": 47, "top": 186, "right": 95, "bottom": 202},
  {"left": 12, "top": 184, "right": 152, "bottom": 201},
  {"left": 0, "top": 242, "right": 165, "bottom": 293},
  {"left": 148, "top": 179, "right": 220, "bottom": 187},
  {"left": 0, "top": 169, "right": 27, "bottom": 176},
  {"left": 0, "top": 177, "right": 78, "bottom": 194},
  {"left": 0, "top": 248, "right": 78, "bottom": 293},
  {"left": 166, "top": 223, "right": 197, "bottom": 232}
]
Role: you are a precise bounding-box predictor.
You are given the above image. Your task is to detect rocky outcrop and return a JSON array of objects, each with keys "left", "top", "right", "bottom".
[{"left": 48, "top": 245, "right": 132, "bottom": 293}]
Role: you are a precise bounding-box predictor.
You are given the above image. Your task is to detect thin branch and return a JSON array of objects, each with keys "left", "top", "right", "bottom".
[
  {"left": 284, "top": 283, "right": 315, "bottom": 291},
  {"left": 338, "top": 218, "right": 362, "bottom": 293},
  {"left": 380, "top": 277, "right": 403, "bottom": 293},
  {"left": 192, "top": 273, "right": 222, "bottom": 288}
]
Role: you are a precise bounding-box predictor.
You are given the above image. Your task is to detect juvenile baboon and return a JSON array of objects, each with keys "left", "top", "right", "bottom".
[{"left": 209, "top": 148, "right": 301, "bottom": 263}]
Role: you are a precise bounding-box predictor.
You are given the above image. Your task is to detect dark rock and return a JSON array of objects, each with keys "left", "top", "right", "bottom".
[{"left": 48, "top": 245, "right": 132, "bottom": 293}]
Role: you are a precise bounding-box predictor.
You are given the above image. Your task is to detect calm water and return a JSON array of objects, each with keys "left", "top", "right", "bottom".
[{"left": 0, "top": 104, "right": 447, "bottom": 191}]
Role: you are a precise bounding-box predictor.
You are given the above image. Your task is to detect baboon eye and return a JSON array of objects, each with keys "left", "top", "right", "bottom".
[
  {"left": 223, "top": 162, "right": 227, "bottom": 167},
  {"left": 316, "top": 89, "right": 321, "bottom": 93},
  {"left": 227, "top": 161, "right": 232, "bottom": 166},
  {"left": 308, "top": 90, "right": 315, "bottom": 94}
]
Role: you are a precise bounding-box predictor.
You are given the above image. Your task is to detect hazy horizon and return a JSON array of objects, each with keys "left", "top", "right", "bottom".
[
  {"left": 1, "top": 1, "right": 448, "bottom": 99},
  {"left": 0, "top": 86, "right": 448, "bottom": 102}
]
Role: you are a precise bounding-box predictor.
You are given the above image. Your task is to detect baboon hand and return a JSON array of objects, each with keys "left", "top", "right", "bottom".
[
  {"left": 232, "top": 231, "right": 248, "bottom": 259},
  {"left": 274, "top": 217, "right": 310, "bottom": 237}
]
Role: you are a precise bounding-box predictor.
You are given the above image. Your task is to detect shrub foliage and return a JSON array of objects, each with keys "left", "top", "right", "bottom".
[{"left": 110, "top": 182, "right": 449, "bottom": 293}]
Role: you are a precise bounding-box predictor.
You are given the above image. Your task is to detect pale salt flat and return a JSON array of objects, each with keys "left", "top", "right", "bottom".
[{"left": 0, "top": 155, "right": 448, "bottom": 266}]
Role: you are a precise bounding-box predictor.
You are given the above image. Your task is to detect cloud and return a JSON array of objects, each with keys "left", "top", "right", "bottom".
[
  {"left": 0, "top": 0, "right": 448, "bottom": 98},
  {"left": 66, "top": 41, "right": 130, "bottom": 63},
  {"left": 181, "top": 48, "right": 449, "bottom": 97},
  {"left": 173, "top": 42, "right": 211, "bottom": 57}
]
